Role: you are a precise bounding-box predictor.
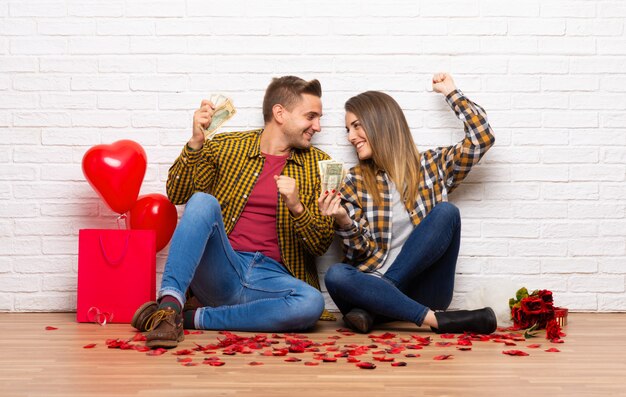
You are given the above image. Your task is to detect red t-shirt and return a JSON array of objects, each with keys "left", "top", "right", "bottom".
[{"left": 228, "top": 152, "right": 288, "bottom": 263}]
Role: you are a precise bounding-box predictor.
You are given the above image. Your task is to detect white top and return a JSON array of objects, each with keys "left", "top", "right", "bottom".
[{"left": 370, "top": 181, "right": 413, "bottom": 277}]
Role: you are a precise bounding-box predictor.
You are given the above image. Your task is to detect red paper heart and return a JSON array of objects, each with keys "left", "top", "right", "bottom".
[{"left": 82, "top": 140, "right": 147, "bottom": 214}]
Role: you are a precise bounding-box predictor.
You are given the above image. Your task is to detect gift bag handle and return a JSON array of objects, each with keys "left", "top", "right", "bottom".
[{"left": 98, "top": 233, "right": 130, "bottom": 266}]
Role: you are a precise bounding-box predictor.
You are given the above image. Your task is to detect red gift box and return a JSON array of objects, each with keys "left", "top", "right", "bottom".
[
  {"left": 554, "top": 307, "right": 568, "bottom": 327},
  {"left": 77, "top": 229, "right": 156, "bottom": 324}
]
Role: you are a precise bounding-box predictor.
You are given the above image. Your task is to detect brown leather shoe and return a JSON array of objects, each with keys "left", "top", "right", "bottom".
[
  {"left": 145, "top": 308, "right": 184, "bottom": 349},
  {"left": 131, "top": 301, "right": 157, "bottom": 332}
]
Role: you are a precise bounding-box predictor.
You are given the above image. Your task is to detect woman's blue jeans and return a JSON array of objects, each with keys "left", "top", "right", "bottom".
[
  {"left": 324, "top": 202, "right": 461, "bottom": 326},
  {"left": 159, "top": 193, "right": 324, "bottom": 332}
]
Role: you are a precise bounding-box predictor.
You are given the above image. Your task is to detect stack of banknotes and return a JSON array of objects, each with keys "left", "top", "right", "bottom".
[
  {"left": 204, "top": 94, "right": 237, "bottom": 140},
  {"left": 318, "top": 160, "right": 346, "bottom": 193}
]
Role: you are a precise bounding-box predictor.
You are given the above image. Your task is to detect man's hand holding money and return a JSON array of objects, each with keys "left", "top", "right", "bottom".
[
  {"left": 188, "top": 95, "right": 237, "bottom": 150},
  {"left": 189, "top": 99, "right": 216, "bottom": 150},
  {"left": 204, "top": 94, "right": 236, "bottom": 140}
]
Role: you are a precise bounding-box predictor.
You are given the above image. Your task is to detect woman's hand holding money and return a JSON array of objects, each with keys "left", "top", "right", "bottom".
[
  {"left": 189, "top": 100, "right": 216, "bottom": 150},
  {"left": 318, "top": 190, "right": 351, "bottom": 229}
]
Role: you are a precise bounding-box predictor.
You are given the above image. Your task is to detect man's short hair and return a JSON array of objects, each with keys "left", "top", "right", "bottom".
[{"left": 262, "top": 76, "right": 322, "bottom": 123}]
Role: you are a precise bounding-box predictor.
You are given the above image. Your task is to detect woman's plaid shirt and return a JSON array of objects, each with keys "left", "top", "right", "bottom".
[
  {"left": 166, "top": 129, "right": 335, "bottom": 298},
  {"left": 336, "top": 90, "right": 495, "bottom": 272}
]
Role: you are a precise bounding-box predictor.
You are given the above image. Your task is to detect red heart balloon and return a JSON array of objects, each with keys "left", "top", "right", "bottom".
[
  {"left": 127, "top": 194, "right": 178, "bottom": 252},
  {"left": 82, "top": 140, "right": 147, "bottom": 214}
]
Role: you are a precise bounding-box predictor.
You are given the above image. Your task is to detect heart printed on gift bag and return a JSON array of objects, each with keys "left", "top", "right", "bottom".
[{"left": 82, "top": 140, "right": 147, "bottom": 214}]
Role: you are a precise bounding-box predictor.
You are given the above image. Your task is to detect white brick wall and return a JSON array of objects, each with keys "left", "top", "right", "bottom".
[{"left": 1, "top": 0, "right": 625, "bottom": 313}]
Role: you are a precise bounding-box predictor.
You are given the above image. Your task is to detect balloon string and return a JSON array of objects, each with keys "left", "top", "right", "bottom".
[{"left": 117, "top": 213, "right": 127, "bottom": 230}]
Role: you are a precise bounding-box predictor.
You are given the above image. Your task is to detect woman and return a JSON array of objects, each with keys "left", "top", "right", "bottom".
[{"left": 319, "top": 73, "right": 497, "bottom": 334}]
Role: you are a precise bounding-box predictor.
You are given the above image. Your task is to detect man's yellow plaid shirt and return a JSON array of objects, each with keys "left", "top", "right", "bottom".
[{"left": 166, "top": 130, "right": 335, "bottom": 320}]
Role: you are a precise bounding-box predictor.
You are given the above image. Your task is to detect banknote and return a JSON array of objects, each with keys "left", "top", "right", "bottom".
[
  {"left": 209, "top": 93, "right": 227, "bottom": 107},
  {"left": 204, "top": 94, "right": 237, "bottom": 140},
  {"left": 319, "top": 160, "right": 345, "bottom": 193}
]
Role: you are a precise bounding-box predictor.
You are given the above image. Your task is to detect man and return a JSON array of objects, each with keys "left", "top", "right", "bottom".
[{"left": 132, "top": 76, "right": 335, "bottom": 349}]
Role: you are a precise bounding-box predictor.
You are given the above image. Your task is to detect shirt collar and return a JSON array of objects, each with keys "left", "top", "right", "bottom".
[{"left": 247, "top": 129, "right": 263, "bottom": 158}]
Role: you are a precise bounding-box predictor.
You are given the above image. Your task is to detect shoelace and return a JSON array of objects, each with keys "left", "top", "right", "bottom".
[{"left": 145, "top": 308, "right": 176, "bottom": 332}]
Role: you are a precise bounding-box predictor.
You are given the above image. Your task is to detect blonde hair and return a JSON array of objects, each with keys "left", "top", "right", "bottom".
[{"left": 345, "top": 91, "right": 421, "bottom": 207}]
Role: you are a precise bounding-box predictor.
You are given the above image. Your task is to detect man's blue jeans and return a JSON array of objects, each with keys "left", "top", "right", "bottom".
[
  {"left": 324, "top": 202, "right": 461, "bottom": 326},
  {"left": 159, "top": 193, "right": 324, "bottom": 332}
]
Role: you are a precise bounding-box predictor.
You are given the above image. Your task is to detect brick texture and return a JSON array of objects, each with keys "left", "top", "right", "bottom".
[{"left": 1, "top": 1, "right": 625, "bottom": 313}]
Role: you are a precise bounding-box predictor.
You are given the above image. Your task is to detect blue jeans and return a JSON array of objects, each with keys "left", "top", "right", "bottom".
[
  {"left": 324, "top": 202, "right": 461, "bottom": 326},
  {"left": 159, "top": 192, "right": 325, "bottom": 332}
]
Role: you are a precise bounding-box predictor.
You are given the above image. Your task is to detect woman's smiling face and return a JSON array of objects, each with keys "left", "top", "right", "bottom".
[{"left": 345, "top": 111, "right": 372, "bottom": 160}]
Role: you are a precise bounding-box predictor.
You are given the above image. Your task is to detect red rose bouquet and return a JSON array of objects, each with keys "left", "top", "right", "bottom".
[
  {"left": 509, "top": 287, "right": 555, "bottom": 329},
  {"left": 509, "top": 287, "right": 565, "bottom": 341}
]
